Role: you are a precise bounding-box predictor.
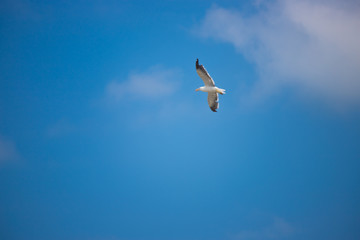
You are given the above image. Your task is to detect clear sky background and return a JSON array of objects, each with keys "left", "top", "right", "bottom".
[{"left": 1, "top": 0, "right": 360, "bottom": 239}]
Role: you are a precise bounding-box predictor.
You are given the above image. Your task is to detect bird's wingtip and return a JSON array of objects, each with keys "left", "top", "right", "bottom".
[{"left": 210, "top": 107, "right": 217, "bottom": 112}]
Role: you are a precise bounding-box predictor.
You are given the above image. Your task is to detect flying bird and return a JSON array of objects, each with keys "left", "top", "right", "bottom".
[{"left": 195, "top": 59, "right": 226, "bottom": 112}]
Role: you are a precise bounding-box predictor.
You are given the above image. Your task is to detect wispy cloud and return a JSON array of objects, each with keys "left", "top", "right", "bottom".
[
  {"left": 102, "top": 65, "right": 194, "bottom": 127},
  {"left": 0, "top": 136, "right": 19, "bottom": 166},
  {"left": 46, "top": 118, "right": 75, "bottom": 138},
  {"left": 196, "top": 0, "right": 360, "bottom": 107},
  {"left": 234, "top": 216, "right": 294, "bottom": 240},
  {"left": 105, "top": 66, "right": 180, "bottom": 102}
]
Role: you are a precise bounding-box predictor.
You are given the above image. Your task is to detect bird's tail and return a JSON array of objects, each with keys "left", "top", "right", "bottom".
[{"left": 217, "top": 88, "right": 226, "bottom": 95}]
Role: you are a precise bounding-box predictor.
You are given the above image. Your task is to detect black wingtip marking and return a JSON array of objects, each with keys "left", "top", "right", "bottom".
[
  {"left": 210, "top": 107, "right": 217, "bottom": 112},
  {"left": 196, "top": 58, "right": 200, "bottom": 69}
]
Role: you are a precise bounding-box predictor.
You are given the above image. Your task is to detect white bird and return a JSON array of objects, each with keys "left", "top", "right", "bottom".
[{"left": 195, "top": 59, "right": 226, "bottom": 112}]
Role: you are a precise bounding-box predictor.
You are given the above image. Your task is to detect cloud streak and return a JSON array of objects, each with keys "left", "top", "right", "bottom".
[
  {"left": 46, "top": 118, "right": 75, "bottom": 138},
  {"left": 196, "top": 0, "right": 360, "bottom": 107},
  {"left": 235, "top": 216, "right": 294, "bottom": 240},
  {"left": 106, "top": 66, "right": 180, "bottom": 102},
  {"left": 0, "top": 136, "right": 19, "bottom": 165}
]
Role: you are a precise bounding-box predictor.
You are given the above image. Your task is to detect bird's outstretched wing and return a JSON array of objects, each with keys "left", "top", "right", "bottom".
[
  {"left": 207, "top": 92, "right": 219, "bottom": 112},
  {"left": 196, "top": 59, "right": 215, "bottom": 87}
]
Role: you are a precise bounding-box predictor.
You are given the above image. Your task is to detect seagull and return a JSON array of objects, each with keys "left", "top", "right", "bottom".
[{"left": 195, "top": 59, "right": 226, "bottom": 112}]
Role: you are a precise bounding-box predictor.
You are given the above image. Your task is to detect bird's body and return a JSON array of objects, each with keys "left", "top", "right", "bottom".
[
  {"left": 195, "top": 59, "right": 226, "bottom": 112},
  {"left": 196, "top": 86, "right": 224, "bottom": 93}
]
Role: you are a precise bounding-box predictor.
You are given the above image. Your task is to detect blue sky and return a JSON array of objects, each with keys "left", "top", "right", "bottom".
[{"left": 1, "top": 0, "right": 360, "bottom": 239}]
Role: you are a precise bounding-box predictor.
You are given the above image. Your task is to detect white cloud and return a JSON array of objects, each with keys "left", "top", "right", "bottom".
[
  {"left": 0, "top": 136, "right": 19, "bottom": 165},
  {"left": 196, "top": 0, "right": 360, "bottom": 107},
  {"left": 106, "top": 66, "right": 180, "bottom": 102}
]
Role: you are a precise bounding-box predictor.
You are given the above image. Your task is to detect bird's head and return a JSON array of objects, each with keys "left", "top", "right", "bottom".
[{"left": 195, "top": 87, "right": 204, "bottom": 92}]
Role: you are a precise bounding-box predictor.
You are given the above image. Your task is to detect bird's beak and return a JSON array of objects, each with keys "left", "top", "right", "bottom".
[{"left": 195, "top": 88, "right": 200, "bottom": 92}]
